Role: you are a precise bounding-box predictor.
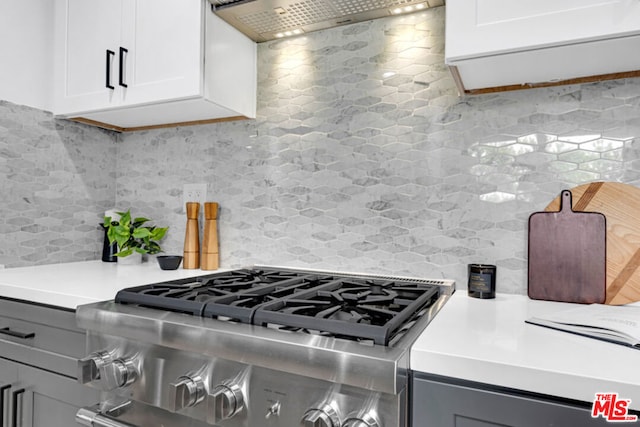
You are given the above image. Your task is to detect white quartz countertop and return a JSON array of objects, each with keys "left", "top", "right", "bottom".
[
  {"left": 0, "top": 260, "right": 220, "bottom": 309},
  {"left": 411, "top": 292, "right": 640, "bottom": 410}
]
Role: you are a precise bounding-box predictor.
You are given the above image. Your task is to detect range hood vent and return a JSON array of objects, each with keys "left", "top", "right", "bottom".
[{"left": 209, "top": 0, "right": 444, "bottom": 42}]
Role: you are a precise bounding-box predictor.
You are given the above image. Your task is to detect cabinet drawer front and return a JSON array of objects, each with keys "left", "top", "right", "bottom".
[
  {"left": 0, "top": 315, "right": 85, "bottom": 359},
  {"left": 0, "top": 299, "right": 84, "bottom": 377}
]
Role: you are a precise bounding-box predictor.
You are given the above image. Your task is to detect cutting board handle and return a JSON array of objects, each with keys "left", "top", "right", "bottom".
[{"left": 560, "top": 190, "right": 572, "bottom": 213}]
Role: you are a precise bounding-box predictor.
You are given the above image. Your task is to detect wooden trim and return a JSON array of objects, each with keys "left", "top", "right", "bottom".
[
  {"left": 459, "top": 70, "right": 640, "bottom": 95},
  {"left": 69, "top": 115, "right": 249, "bottom": 133},
  {"left": 70, "top": 118, "right": 127, "bottom": 132}
]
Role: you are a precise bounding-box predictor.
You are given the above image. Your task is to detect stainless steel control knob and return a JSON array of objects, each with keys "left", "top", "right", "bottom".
[
  {"left": 168, "top": 374, "right": 206, "bottom": 412},
  {"left": 78, "top": 351, "right": 112, "bottom": 384},
  {"left": 342, "top": 413, "right": 380, "bottom": 427},
  {"left": 100, "top": 358, "right": 138, "bottom": 390},
  {"left": 207, "top": 382, "right": 245, "bottom": 424},
  {"left": 301, "top": 404, "right": 340, "bottom": 427},
  {"left": 78, "top": 352, "right": 138, "bottom": 390}
]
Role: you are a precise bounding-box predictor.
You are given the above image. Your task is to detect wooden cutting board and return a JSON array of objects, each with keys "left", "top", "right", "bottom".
[
  {"left": 544, "top": 182, "right": 640, "bottom": 305},
  {"left": 528, "top": 189, "right": 606, "bottom": 304}
]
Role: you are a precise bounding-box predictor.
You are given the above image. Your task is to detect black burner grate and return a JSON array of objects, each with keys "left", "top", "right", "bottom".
[
  {"left": 115, "top": 269, "right": 305, "bottom": 316},
  {"left": 253, "top": 278, "right": 440, "bottom": 345}
]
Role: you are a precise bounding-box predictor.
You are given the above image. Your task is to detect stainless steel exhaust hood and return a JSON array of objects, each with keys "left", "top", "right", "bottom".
[{"left": 208, "top": 0, "right": 444, "bottom": 42}]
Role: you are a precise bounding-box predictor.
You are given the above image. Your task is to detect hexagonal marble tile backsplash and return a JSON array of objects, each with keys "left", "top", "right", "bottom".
[
  {"left": 4, "top": 6, "right": 640, "bottom": 295},
  {"left": 0, "top": 101, "right": 116, "bottom": 267}
]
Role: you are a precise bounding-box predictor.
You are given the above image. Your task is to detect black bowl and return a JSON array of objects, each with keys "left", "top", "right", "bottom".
[{"left": 156, "top": 255, "right": 183, "bottom": 270}]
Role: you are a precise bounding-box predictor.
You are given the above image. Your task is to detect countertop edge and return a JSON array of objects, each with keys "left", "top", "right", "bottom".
[{"left": 409, "top": 292, "right": 640, "bottom": 410}]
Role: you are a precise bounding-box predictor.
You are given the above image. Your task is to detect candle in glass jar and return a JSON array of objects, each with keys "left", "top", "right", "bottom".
[{"left": 468, "top": 264, "right": 496, "bottom": 299}]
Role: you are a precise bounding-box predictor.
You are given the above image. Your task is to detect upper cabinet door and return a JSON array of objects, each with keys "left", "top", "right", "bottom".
[
  {"left": 446, "top": 0, "right": 640, "bottom": 61},
  {"left": 54, "top": 0, "right": 124, "bottom": 113},
  {"left": 118, "top": 0, "right": 203, "bottom": 106},
  {"left": 54, "top": 0, "right": 203, "bottom": 116}
]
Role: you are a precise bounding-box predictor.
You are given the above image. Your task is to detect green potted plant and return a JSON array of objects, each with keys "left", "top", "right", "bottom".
[{"left": 104, "top": 210, "right": 169, "bottom": 262}]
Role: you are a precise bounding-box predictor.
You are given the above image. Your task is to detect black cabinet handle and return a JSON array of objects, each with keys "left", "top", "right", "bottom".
[
  {"left": 119, "top": 47, "right": 128, "bottom": 88},
  {"left": 1, "top": 384, "right": 11, "bottom": 427},
  {"left": 10, "top": 389, "right": 24, "bottom": 427},
  {"left": 106, "top": 49, "right": 115, "bottom": 90},
  {"left": 0, "top": 328, "right": 34, "bottom": 340}
]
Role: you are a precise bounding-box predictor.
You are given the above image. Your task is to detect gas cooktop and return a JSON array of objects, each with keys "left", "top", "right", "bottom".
[{"left": 115, "top": 267, "right": 444, "bottom": 346}]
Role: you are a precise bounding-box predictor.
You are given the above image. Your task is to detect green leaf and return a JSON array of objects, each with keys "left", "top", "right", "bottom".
[
  {"left": 132, "top": 217, "right": 150, "bottom": 227},
  {"left": 106, "top": 227, "right": 116, "bottom": 244},
  {"left": 115, "top": 247, "right": 133, "bottom": 257},
  {"left": 151, "top": 227, "right": 168, "bottom": 240},
  {"left": 119, "top": 210, "right": 131, "bottom": 225},
  {"left": 132, "top": 228, "right": 152, "bottom": 239},
  {"left": 145, "top": 241, "right": 162, "bottom": 254}
]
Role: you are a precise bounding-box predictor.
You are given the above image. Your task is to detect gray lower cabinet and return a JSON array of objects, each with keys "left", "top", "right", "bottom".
[
  {"left": 1, "top": 358, "right": 100, "bottom": 427},
  {"left": 412, "top": 373, "right": 616, "bottom": 427},
  {"left": 0, "top": 298, "right": 100, "bottom": 427}
]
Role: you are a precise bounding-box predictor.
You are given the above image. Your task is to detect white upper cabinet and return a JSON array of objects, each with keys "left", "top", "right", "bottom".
[
  {"left": 53, "top": 0, "right": 256, "bottom": 131},
  {"left": 446, "top": 0, "right": 640, "bottom": 94}
]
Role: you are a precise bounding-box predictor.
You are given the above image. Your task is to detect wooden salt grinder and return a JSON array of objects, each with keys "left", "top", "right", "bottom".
[
  {"left": 183, "top": 202, "right": 200, "bottom": 269},
  {"left": 201, "top": 202, "right": 219, "bottom": 270}
]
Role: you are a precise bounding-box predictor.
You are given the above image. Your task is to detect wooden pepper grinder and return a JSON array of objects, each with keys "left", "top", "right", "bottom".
[
  {"left": 201, "top": 202, "right": 219, "bottom": 270},
  {"left": 183, "top": 202, "right": 200, "bottom": 269}
]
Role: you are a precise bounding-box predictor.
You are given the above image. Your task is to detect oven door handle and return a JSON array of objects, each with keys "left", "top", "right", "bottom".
[{"left": 76, "top": 407, "right": 137, "bottom": 427}]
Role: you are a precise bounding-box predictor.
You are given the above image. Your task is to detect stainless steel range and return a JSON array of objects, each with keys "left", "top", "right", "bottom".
[{"left": 74, "top": 266, "right": 454, "bottom": 427}]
